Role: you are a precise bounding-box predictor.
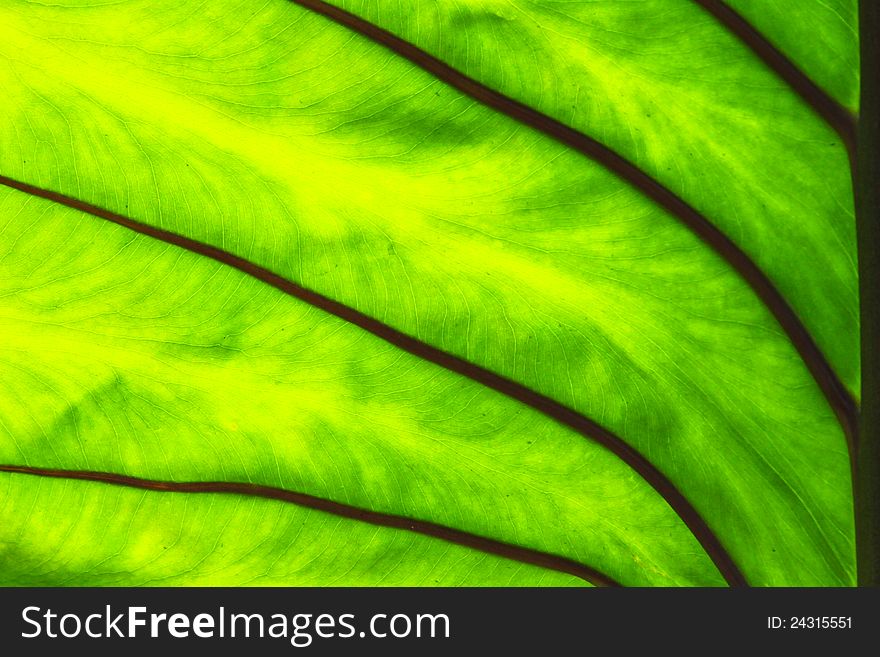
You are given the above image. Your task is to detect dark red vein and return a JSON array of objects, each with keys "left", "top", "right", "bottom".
[
  {"left": 0, "top": 174, "right": 744, "bottom": 586},
  {"left": 0, "top": 464, "right": 618, "bottom": 587},
  {"left": 285, "top": 0, "right": 858, "bottom": 452},
  {"left": 692, "top": 0, "right": 857, "bottom": 155}
]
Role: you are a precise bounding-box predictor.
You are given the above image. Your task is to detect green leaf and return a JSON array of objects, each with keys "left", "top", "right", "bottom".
[
  {"left": 0, "top": 0, "right": 861, "bottom": 586},
  {"left": 723, "top": 0, "right": 860, "bottom": 111},
  {"left": 0, "top": 187, "right": 712, "bottom": 586},
  {"left": 0, "top": 472, "right": 586, "bottom": 586},
  {"left": 331, "top": 0, "right": 859, "bottom": 396}
]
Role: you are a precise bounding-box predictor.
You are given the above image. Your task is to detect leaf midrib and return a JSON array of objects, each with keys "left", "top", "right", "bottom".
[
  {"left": 283, "top": 0, "right": 858, "bottom": 450},
  {"left": 0, "top": 173, "right": 745, "bottom": 587},
  {"left": 0, "top": 463, "right": 618, "bottom": 587}
]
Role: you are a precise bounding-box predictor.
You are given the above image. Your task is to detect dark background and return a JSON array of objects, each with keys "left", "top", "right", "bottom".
[{"left": 0, "top": 587, "right": 875, "bottom": 654}]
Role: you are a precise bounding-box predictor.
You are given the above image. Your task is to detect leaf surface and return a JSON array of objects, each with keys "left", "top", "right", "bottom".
[
  {"left": 0, "top": 0, "right": 860, "bottom": 586},
  {"left": 0, "top": 472, "right": 586, "bottom": 586},
  {"left": 329, "top": 0, "right": 859, "bottom": 395},
  {"left": 723, "top": 0, "right": 860, "bottom": 110},
  {"left": 0, "top": 186, "right": 716, "bottom": 586}
]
